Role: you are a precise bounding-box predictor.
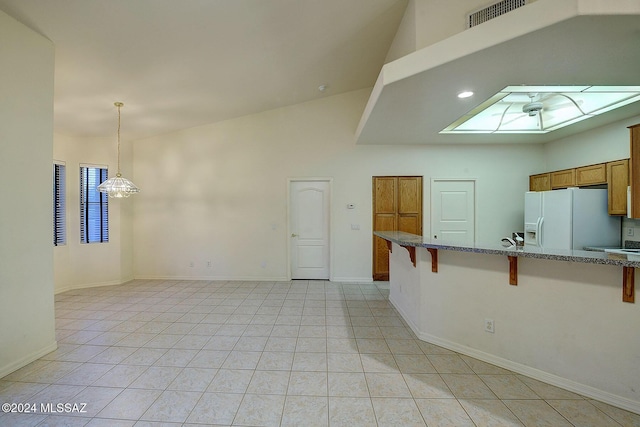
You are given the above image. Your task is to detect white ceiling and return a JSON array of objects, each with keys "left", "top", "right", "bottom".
[
  {"left": 0, "top": 0, "right": 407, "bottom": 139},
  {"left": 357, "top": 0, "right": 640, "bottom": 144},
  {"left": 4, "top": 0, "right": 639, "bottom": 145}
]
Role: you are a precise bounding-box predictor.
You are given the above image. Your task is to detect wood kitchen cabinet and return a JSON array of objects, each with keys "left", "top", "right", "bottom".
[
  {"left": 529, "top": 173, "right": 550, "bottom": 191},
  {"left": 630, "top": 124, "right": 640, "bottom": 218},
  {"left": 527, "top": 121, "right": 634, "bottom": 214},
  {"left": 607, "top": 159, "right": 629, "bottom": 215},
  {"left": 550, "top": 168, "right": 576, "bottom": 189},
  {"left": 576, "top": 163, "right": 607, "bottom": 186}
]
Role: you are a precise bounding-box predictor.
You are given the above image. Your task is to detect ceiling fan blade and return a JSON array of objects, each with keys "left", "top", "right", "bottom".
[
  {"left": 538, "top": 93, "right": 556, "bottom": 103},
  {"left": 489, "top": 102, "right": 526, "bottom": 116},
  {"left": 500, "top": 112, "right": 537, "bottom": 127},
  {"left": 540, "top": 93, "right": 583, "bottom": 112},
  {"left": 543, "top": 101, "right": 576, "bottom": 111}
]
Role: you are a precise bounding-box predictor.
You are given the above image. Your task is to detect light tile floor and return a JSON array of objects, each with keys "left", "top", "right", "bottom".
[{"left": 1, "top": 279, "right": 639, "bottom": 426}]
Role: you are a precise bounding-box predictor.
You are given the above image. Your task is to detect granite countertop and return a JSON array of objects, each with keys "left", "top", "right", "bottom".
[
  {"left": 374, "top": 231, "right": 640, "bottom": 267},
  {"left": 583, "top": 246, "right": 621, "bottom": 252},
  {"left": 584, "top": 241, "right": 640, "bottom": 252}
]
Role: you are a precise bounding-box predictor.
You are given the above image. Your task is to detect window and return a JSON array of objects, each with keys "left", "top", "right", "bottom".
[
  {"left": 53, "top": 162, "right": 66, "bottom": 246},
  {"left": 80, "top": 165, "right": 109, "bottom": 243}
]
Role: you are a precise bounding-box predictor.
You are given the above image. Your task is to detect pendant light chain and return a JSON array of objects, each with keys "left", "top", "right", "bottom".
[
  {"left": 97, "top": 101, "right": 140, "bottom": 198},
  {"left": 115, "top": 101, "right": 123, "bottom": 177}
]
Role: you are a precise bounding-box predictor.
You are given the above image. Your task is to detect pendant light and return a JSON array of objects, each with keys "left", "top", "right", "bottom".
[{"left": 97, "top": 102, "right": 140, "bottom": 198}]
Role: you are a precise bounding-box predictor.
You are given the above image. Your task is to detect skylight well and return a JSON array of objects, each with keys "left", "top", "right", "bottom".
[{"left": 441, "top": 86, "right": 640, "bottom": 134}]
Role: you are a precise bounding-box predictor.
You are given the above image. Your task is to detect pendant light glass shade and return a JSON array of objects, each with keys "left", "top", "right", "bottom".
[
  {"left": 97, "top": 173, "right": 139, "bottom": 198},
  {"left": 97, "top": 102, "right": 140, "bottom": 198}
]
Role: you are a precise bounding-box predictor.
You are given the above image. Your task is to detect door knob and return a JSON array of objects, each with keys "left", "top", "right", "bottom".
[{"left": 291, "top": 233, "right": 298, "bottom": 237}]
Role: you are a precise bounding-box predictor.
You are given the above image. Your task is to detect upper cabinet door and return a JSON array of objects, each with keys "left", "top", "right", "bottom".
[
  {"left": 550, "top": 169, "right": 576, "bottom": 189},
  {"left": 608, "top": 159, "right": 629, "bottom": 216},
  {"left": 630, "top": 124, "right": 640, "bottom": 218},
  {"left": 529, "top": 173, "right": 550, "bottom": 192},
  {"left": 576, "top": 163, "right": 606, "bottom": 186}
]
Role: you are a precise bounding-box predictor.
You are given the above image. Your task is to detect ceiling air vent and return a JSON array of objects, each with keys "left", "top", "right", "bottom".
[{"left": 467, "top": 0, "right": 530, "bottom": 28}]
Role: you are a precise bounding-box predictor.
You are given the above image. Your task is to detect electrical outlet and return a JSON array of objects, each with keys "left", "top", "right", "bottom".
[
  {"left": 206, "top": 261, "right": 212, "bottom": 268},
  {"left": 189, "top": 261, "right": 194, "bottom": 268},
  {"left": 627, "top": 227, "right": 634, "bottom": 237},
  {"left": 484, "top": 318, "right": 495, "bottom": 333}
]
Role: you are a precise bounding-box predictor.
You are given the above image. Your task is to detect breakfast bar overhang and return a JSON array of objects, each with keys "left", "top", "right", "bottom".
[{"left": 375, "top": 231, "right": 640, "bottom": 415}]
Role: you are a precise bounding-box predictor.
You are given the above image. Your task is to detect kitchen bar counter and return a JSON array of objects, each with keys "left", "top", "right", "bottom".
[
  {"left": 376, "top": 231, "right": 640, "bottom": 414},
  {"left": 375, "top": 230, "right": 640, "bottom": 267}
]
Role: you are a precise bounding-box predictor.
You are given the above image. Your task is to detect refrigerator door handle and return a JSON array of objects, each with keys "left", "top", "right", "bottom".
[{"left": 537, "top": 217, "right": 543, "bottom": 247}]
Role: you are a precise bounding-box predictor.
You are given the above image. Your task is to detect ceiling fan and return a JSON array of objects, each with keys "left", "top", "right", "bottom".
[
  {"left": 522, "top": 94, "right": 543, "bottom": 116},
  {"left": 441, "top": 85, "right": 640, "bottom": 135},
  {"left": 495, "top": 93, "right": 584, "bottom": 130}
]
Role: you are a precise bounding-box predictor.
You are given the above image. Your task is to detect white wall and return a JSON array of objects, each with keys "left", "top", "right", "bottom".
[
  {"left": 386, "top": 0, "right": 531, "bottom": 62},
  {"left": 543, "top": 114, "right": 640, "bottom": 171},
  {"left": 53, "top": 134, "right": 135, "bottom": 293},
  {"left": 414, "top": 0, "right": 488, "bottom": 49},
  {"left": 0, "top": 11, "right": 57, "bottom": 376},
  {"left": 390, "top": 245, "right": 640, "bottom": 413},
  {"left": 133, "top": 89, "right": 544, "bottom": 281}
]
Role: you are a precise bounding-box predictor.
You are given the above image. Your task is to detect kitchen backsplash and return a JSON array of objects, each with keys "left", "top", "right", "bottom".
[{"left": 622, "top": 217, "right": 640, "bottom": 248}]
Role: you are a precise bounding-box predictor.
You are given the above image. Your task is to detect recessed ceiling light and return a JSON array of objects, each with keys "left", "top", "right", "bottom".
[
  {"left": 442, "top": 85, "right": 640, "bottom": 134},
  {"left": 457, "top": 91, "right": 474, "bottom": 99}
]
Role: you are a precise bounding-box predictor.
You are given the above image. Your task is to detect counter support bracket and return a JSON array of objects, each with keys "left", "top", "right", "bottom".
[
  {"left": 508, "top": 256, "right": 518, "bottom": 286},
  {"left": 623, "top": 266, "right": 635, "bottom": 303},
  {"left": 427, "top": 248, "right": 438, "bottom": 272},
  {"left": 384, "top": 240, "right": 416, "bottom": 268},
  {"left": 401, "top": 246, "right": 416, "bottom": 268}
]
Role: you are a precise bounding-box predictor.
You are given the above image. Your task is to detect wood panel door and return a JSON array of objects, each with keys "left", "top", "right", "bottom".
[{"left": 372, "top": 176, "right": 422, "bottom": 281}]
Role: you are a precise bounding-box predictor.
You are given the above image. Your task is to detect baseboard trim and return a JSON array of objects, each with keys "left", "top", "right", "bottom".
[
  {"left": 56, "top": 275, "right": 376, "bottom": 293},
  {"left": 389, "top": 294, "right": 421, "bottom": 332},
  {"left": 135, "top": 275, "right": 376, "bottom": 283},
  {"left": 55, "top": 277, "right": 133, "bottom": 294},
  {"left": 388, "top": 298, "right": 640, "bottom": 415},
  {"left": 133, "top": 275, "right": 290, "bottom": 282},
  {"left": 331, "top": 277, "right": 374, "bottom": 283},
  {"left": 0, "top": 341, "right": 58, "bottom": 379}
]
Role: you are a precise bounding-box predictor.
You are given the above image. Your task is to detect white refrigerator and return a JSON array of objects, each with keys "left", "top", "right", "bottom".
[{"left": 524, "top": 188, "right": 621, "bottom": 250}]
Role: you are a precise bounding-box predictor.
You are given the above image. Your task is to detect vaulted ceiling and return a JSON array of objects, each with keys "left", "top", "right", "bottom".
[
  {"left": 3, "top": 0, "right": 639, "bottom": 145},
  {"left": 0, "top": 0, "right": 407, "bottom": 139}
]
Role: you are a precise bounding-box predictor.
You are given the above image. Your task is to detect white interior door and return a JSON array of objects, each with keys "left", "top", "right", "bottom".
[
  {"left": 289, "top": 180, "right": 330, "bottom": 279},
  {"left": 430, "top": 179, "right": 475, "bottom": 245}
]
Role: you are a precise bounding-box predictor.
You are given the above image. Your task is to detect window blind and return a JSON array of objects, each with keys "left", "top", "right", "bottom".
[
  {"left": 80, "top": 166, "right": 109, "bottom": 243},
  {"left": 53, "top": 162, "right": 66, "bottom": 246}
]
